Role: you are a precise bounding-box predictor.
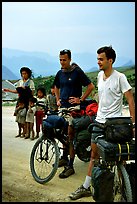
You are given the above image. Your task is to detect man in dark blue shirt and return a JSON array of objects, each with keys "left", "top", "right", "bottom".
[{"left": 54, "top": 49, "right": 95, "bottom": 178}]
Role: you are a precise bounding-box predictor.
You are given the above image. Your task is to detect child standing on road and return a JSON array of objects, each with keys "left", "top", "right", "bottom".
[
  {"left": 46, "top": 84, "right": 58, "bottom": 112},
  {"left": 15, "top": 98, "right": 27, "bottom": 138},
  {"left": 25, "top": 97, "right": 37, "bottom": 140},
  {"left": 35, "top": 87, "right": 47, "bottom": 138}
]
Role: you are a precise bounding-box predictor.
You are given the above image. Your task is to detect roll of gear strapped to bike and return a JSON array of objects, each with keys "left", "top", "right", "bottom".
[{"left": 97, "top": 139, "right": 135, "bottom": 162}]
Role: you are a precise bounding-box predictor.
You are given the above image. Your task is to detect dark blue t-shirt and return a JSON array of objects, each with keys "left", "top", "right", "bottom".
[{"left": 54, "top": 64, "right": 91, "bottom": 108}]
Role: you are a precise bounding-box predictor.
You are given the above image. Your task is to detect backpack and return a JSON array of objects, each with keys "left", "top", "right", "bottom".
[{"left": 92, "top": 165, "right": 114, "bottom": 202}]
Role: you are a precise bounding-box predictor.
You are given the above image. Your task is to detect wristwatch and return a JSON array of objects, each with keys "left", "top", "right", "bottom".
[
  {"left": 80, "top": 97, "right": 84, "bottom": 103},
  {"left": 132, "top": 123, "right": 135, "bottom": 128}
]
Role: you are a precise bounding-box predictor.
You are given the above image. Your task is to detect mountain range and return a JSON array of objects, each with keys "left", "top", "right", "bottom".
[{"left": 2, "top": 48, "right": 135, "bottom": 80}]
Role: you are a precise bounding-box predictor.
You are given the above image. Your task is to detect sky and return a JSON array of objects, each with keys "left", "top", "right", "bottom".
[{"left": 2, "top": 2, "right": 135, "bottom": 61}]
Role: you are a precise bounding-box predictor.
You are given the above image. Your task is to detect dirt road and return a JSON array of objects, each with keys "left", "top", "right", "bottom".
[
  {"left": 2, "top": 106, "right": 95, "bottom": 202},
  {"left": 2, "top": 105, "right": 130, "bottom": 202}
]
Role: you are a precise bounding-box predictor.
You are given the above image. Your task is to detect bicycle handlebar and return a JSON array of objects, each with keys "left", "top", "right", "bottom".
[{"left": 36, "top": 102, "right": 74, "bottom": 116}]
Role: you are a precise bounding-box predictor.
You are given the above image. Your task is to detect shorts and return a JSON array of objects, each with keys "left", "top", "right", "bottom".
[{"left": 91, "top": 121, "right": 105, "bottom": 144}]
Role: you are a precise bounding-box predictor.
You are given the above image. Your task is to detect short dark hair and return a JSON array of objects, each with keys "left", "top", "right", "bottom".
[
  {"left": 97, "top": 46, "right": 116, "bottom": 64},
  {"left": 29, "top": 97, "right": 37, "bottom": 103},
  {"left": 60, "top": 49, "right": 71, "bottom": 59},
  {"left": 36, "top": 87, "right": 46, "bottom": 96},
  {"left": 20, "top": 67, "right": 32, "bottom": 78}
]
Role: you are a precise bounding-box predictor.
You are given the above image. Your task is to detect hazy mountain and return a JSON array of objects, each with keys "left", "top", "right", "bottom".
[
  {"left": 2, "top": 48, "right": 60, "bottom": 78},
  {"left": 2, "top": 65, "right": 19, "bottom": 80},
  {"left": 122, "top": 60, "right": 135, "bottom": 67},
  {"left": 2, "top": 48, "right": 135, "bottom": 77}
]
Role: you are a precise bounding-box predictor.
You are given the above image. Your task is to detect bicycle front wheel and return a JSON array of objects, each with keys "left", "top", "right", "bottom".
[
  {"left": 30, "top": 137, "right": 59, "bottom": 184},
  {"left": 113, "top": 163, "right": 132, "bottom": 202}
]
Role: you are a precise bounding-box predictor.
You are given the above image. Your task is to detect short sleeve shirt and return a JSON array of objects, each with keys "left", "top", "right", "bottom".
[
  {"left": 54, "top": 66, "right": 91, "bottom": 108},
  {"left": 96, "top": 70, "right": 132, "bottom": 123},
  {"left": 16, "top": 79, "right": 35, "bottom": 91}
]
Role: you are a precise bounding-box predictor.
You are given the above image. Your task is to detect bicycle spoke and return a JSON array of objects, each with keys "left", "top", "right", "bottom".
[{"left": 30, "top": 138, "right": 59, "bottom": 184}]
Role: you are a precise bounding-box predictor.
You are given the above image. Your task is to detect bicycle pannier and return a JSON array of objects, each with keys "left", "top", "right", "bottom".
[
  {"left": 76, "top": 129, "right": 91, "bottom": 141},
  {"left": 43, "top": 115, "right": 67, "bottom": 129},
  {"left": 72, "top": 115, "right": 95, "bottom": 131},
  {"left": 97, "top": 139, "right": 135, "bottom": 162},
  {"left": 104, "top": 117, "right": 133, "bottom": 143},
  {"left": 92, "top": 165, "right": 114, "bottom": 202}
]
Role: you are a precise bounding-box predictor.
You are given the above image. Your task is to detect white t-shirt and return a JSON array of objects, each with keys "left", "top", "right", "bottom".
[
  {"left": 16, "top": 79, "right": 35, "bottom": 91},
  {"left": 96, "top": 70, "right": 132, "bottom": 123}
]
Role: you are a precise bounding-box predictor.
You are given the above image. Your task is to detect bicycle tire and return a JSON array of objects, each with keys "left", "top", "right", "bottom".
[
  {"left": 30, "top": 137, "right": 59, "bottom": 184},
  {"left": 113, "top": 163, "right": 132, "bottom": 202}
]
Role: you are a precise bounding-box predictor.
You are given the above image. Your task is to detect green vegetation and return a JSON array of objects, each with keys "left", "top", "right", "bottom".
[
  {"left": 33, "top": 75, "right": 55, "bottom": 95},
  {"left": 2, "top": 102, "right": 16, "bottom": 106},
  {"left": 8, "top": 65, "right": 135, "bottom": 106}
]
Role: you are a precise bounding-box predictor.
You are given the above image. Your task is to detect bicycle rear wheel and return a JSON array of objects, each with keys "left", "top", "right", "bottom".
[
  {"left": 113, "top": 163, "right": 132, "bottom": 202},
  {"left": 30, "top": 137, "right": 59, "bottom": 184}
]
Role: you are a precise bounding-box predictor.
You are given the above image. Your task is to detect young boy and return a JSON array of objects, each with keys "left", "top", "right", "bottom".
[
  {"left": 15, "top": 98, "right": 27, "bottom": 138},
  {"left": 35, "top": 87, "right": 47, "bottom": 138},
  {"left": 25, "top": 97, "right": 37, "bottom": 140}
]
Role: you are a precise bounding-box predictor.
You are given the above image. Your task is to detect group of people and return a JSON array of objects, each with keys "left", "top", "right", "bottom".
[
  {"left": 3, "top": 45, "right": 135, "bottom": 200},
  {"left": 3, "top": 67, "right": 58, "bottom": 140},
  {"left": 54, "top": 46, "right": 135, "bottom": 200}
]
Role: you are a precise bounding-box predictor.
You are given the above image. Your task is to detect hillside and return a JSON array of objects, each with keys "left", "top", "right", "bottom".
[
  {"left": 2, "top": 48, "right": 135, "bottom": 78},
  {"left": 33, "top": 66, "right": 135, "bottom": 102},
  {"left": 2, "top": 65, "right": 19, "bottom": 80}
]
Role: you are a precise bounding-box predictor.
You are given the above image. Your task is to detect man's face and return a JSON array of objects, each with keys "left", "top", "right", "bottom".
[
  {"left": 59, "top": 54, "right": 71, "bottom": 69},
  {"left": 97, "top": 52, "right": 111, "bottom": 71}
]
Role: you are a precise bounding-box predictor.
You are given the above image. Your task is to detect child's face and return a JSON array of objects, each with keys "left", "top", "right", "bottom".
[
  {"left": 29, "top": 101, "right": 34, "bottom": 106},
  {"left": 51, "top": 88, "right": 55, "bottom": 95},
  {"left": 19, "top": 102, "right": 25, "bottom": 108},
  {"left": 37, "top": 90, "right": 44, "bottom": 98},
  {"left": 21, "top": 71, "right": 29, "bottom": 80}
]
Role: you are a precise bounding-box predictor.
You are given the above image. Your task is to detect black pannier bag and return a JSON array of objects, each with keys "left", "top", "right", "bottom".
[
  {"left": 91, "top": 164, "right": 114, "bottom": 202},
  {"left": 76, "top": 129, "right": 91, "bottom": 141},
  {"left": 97, "top": 139, "right": 135, "bottom": 162},
  {"left": 74, "top": 130, "right": 91, "bottom": 162},
  {"left": 72, "top": 115, "right": 95, "bottom": 132},
  {"left": 104, "top": 117, "right": 133, "bottom": 143}
]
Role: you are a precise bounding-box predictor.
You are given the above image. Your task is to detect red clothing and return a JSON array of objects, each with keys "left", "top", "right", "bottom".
[{"left": 35, "top": 110, "right": 45, "bottom": 133}]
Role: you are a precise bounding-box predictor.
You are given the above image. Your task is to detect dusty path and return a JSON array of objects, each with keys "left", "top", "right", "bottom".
[
  {"left": 2, "top": 105, "right": 130, "bottom": 202},
  {"left": 2, "top": 106, "right": 95, "bottom": 202}
]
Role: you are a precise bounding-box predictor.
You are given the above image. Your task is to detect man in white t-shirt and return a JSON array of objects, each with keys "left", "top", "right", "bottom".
[{"left": 69, "top": 45, "right": 135, "bottom": 200}]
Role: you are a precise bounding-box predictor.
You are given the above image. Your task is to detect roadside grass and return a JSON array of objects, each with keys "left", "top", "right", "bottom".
[{"left": 2, "top": 102, "right": 16, "bottom": 106}]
